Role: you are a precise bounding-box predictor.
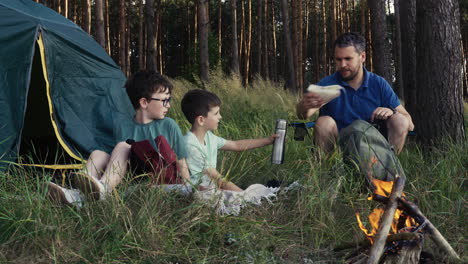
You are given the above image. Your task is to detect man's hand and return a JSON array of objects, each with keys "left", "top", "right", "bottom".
[
  {"left": 301, "top": 92, "right": 325, "bottom": 109},
  {"left": 371, "top": 107, "right": 394, "bottom": 122},
  {"left": 296, "top": 92, "right": 324, "bottom": 119}
]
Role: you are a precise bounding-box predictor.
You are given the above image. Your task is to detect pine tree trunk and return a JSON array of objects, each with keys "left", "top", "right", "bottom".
[
  {"left": 393, "top": 0, "right": 403, "bottom": 98},
  {"left": 331, "top": 0, "right": 337, "bottom": 44},
  {"left": 256, "top": 0, "right": 263, "bottom": 76},
  {"left": 64, "top": 0, "right": 68, "bottom": 18},
  {"left": 292, "top": 0, "right": 298, "bottom": 87},
  {"left": 262, "top": 0, "right": 269, "bottom": 78},
  {"left": 126, "top": 22, "right": 130, "bottom": 75},
  {"left": 231, "top": 0, "right": 240, "bottom": 75},
  {"left": 198, "top": 0, "right": 210, "bottom": 83},
  {"left": 321, "top": 0, "right": 328, "bottom": 75},
  {"left": 85, "top": 0, "right": 91, "bottom": 34},
  {"left": 146, "top": 0, "right": 156, "bottom": 72},
  {"left": 415, "top": 0, "right": 465, "bottom": 145},
  {"left": 240, "top": 0, "right": 245, "bottom": 78},
  {"left": 366, "top": 3, "right": 373, "bottom": 71},
  {"left": 244, "top": 0, "right": 252, "bottom": 85},
  {"left": 360, "top": 0, "right": 366, "bottom": 35},
  {"left": 296, "top": 0, "right": 303, "bottom": 90},
  {"left": 314, "top": 0, "right": 319, "bottom": 82},
  {"left": 57, "top": 0, "right": 62, "bottom": 15},
  {"left": 139, "top": 0, "right": 145, "bottom": 70},
  {"left": 119, "top": 0, "right": 126, "bottom": 74},
  {"left": 157, "top": 4, "right": 163, "bottom": 74},
  {"left": 303, "top": 0, "right": 309, "bottom": 83},
  {"left": 270, "top": 0, "right": 277, "bottom": 81},
  {"left": 280, "top": 0, "right": 296, "bottom": 90},
  {"left": 105, "top": 0, "right": 111, "bottom": 54},
  {"left": 400, "top": 0, "right": 416, "bottom": 117},
  {"left": 95, "top": 0, "right": 105, "bottom": 48},
  {"left": 368, "top": 0, "right": 392, "bottom": 84},
  {"left": 218, "top": 0, "right": 222, "bottom": 64},
  {"left": 72, "top": 0, "right": 77, "bottom": 24}
]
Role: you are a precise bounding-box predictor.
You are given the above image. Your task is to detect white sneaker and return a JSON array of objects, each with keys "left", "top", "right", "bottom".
[
  {"left": 71, "top": 172, "right": 109, "bottom": 201},
  {"left": 47, "top": 182, "right": 84, "bottom": 208}
]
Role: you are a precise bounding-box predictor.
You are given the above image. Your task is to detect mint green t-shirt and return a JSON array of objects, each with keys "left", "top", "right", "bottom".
[
  {"left": 115, "top": 117, "right": 187, "bottom": 159},
  {"left": 184, "top": 131, "right": 226, "bottom": 186}
]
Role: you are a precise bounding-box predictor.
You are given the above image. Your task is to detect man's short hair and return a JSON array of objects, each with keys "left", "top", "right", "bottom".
[
  {"left": 181, "top": 89, "right": 221, "bottom": 124},
  {"left": 125, "top": 70, "right": 173, "bottom": 110},
  {"left": 334, "top": 32, "right": 366, "bottom": 54}
]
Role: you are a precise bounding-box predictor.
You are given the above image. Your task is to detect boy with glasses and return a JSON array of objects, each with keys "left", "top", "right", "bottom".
[{"left": 48, "top": 70, "right": 191, "bottom": 204}]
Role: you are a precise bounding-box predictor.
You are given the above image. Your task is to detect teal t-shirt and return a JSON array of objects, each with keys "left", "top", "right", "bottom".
[
  {"left": 184, "top": 131, "right": 226, "bottom": 186},
  {"left": 115, "top": 117, "right": 187, "bottom": 159}
]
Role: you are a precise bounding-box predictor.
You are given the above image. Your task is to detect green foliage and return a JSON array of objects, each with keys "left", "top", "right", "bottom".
[{"left": 1, "top": 75, "right": 467, "bottom": 263}]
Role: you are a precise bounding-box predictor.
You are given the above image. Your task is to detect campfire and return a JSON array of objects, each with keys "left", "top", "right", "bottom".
[
  {"left": 355, "top": 179, "right": 417, "bottom": 244},
  {"left": 339, "top": 176, "right": 461, "bottom": 264}
]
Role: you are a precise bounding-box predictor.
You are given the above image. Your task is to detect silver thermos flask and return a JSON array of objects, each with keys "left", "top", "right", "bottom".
[{"left": 272, "top": 119, "right": 287, "bottom": 164}]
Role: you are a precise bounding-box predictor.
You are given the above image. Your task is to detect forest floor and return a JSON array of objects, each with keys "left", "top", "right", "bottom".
[{"left": 1, "top": 74, "right": 466, "bottom": 263}]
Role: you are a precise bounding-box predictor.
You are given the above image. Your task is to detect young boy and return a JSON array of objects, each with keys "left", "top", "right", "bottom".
[
  {"left": 181, "top": 89, "right": 276, "bottom": 192},
  {"left": 49, "top": 70, "right": 191, "bottom": 204}
]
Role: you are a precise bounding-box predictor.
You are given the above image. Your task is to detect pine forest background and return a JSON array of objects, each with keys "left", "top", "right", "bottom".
[{"left": 32, "top": 0, "right": 466, "bottom": 145}]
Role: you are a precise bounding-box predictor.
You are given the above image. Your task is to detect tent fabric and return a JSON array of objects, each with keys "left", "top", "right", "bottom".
[{"left": 0, "top": 0, "right": 134, "bottom": 169}]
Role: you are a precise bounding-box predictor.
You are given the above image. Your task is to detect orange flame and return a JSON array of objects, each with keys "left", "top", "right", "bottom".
[
  {"left": 356, "top": 179, "right": 417, "bottom": 242},
  {"left": 368, "top": 178, "right": 407, "bottom": 201}
]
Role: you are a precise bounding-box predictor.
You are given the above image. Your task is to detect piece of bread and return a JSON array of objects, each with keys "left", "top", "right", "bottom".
[{"left": 306, "top": 84, "right": 343, "bottom": 104}]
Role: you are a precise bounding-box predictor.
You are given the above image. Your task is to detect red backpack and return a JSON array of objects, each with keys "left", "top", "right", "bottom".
[{"left": 128, "top": 136, "right": 181, "bottom": 184}]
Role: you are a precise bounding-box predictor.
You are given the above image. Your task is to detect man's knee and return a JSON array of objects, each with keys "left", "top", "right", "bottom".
[
  {"left": 315, "top": 116, "right": 338, "bottom": 135},
  {"left": 387, "top": 114, "right": 409, "bottom": 134}
]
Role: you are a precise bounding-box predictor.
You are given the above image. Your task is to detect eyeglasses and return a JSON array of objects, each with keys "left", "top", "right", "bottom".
[{"left": 150, "top": 97, "right": 172, "bottom": 107}]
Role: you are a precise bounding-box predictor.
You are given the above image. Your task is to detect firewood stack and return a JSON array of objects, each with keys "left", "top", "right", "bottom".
[{"left": 336, "top": 176, "right": 462, "bottom": 264}]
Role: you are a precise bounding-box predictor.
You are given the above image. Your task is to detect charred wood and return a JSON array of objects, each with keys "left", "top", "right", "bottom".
[
  {"left": 368, "top": 176, "right": 406, "bottom": 264},
  {"left": 372, "top": 194, "right": 461, "bottom": 261}
]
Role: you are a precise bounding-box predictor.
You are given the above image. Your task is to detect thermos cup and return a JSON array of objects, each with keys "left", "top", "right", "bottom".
[{"left": 272, "top": 119, "right": 287, "bottom": 164}]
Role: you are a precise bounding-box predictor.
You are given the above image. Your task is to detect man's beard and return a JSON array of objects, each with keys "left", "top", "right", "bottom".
[{"left": 339, "top": 68, "right": 359, "bottom": 81}]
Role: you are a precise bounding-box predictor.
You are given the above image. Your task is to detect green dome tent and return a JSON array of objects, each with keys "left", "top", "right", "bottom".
[{"left": 0, "top": 0, "right": 134, "bottom": 170}]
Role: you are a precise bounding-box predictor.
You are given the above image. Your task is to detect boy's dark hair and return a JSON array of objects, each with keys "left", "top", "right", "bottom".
[
  {"left": 181, "top": 89, "right": 221, "bottom": 124},
  {"left": 125, "top": 70, "right": 173, "bottom": 109},
  {"left": 334, "top": 32, "right": 366, "bottom": 53}
]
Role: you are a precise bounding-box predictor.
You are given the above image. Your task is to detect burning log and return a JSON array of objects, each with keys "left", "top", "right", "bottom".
[
  {"left": 373, "top": 194, "right": 462, "bottom": 262},
  {"left": 343, "top": 233, "right": 424, "bottom": 264},
  {"left": 398, "top": 197, "right": 461, "bottom": 261},
  {"left": 343, "top": 175, "right": 462, "bottom": 263},
  {"left": 382, "top": 232, "right": 423, "bottom": 264},
  {"left": 368, "top": 175, "right": 405, "bottom": 264},
  {"left": 334, "top": 232, "right": 422, "bottom": 252}
]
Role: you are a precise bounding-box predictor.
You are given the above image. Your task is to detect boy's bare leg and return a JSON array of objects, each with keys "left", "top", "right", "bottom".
[
  {"left": 218, "top": 179, "right": 243, "bottom": 192},
  {"left": 204, "top": 168, "right": 243, "bottom": 192},
  {"left": 99, "top": 141, "right": 132, "bottom": 190},
  {"left": 386, "top": 113, "right": 410, "bottom": 154},
  {"left": 314, "top": 116, "right": 339, "bottom": 153},
  {"left": 86, "top": 150, "right": 111, "bottom": 180}
]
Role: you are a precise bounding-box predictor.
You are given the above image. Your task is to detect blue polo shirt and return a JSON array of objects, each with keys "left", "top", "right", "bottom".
[{"left": 317, "top": 68, "right": 400, "bottom": 130}]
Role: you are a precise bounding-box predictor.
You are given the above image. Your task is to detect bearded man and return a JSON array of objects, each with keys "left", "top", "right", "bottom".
[{"left": 296, "top": 32, "right": 414, "bottom": 154}]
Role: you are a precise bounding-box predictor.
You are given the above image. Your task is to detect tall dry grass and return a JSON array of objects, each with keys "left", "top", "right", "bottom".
[{"left": 1, "top": 72, "right": 466, "bottom": 263}]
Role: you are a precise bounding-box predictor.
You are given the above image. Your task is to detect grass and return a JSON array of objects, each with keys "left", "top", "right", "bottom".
[{"left": 0, "top": 71, "right": 466, "bottom": 263}]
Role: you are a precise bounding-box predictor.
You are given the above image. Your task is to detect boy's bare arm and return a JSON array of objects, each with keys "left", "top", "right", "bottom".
[
  {"left": 176, "top": 158, "right": 192, "bottom": 183},
  {"left": 220, "top": 135, "right": 276, "bottom": 152},
  {"left": 204, "top": 168, "right": 242, "bottom": 192}
]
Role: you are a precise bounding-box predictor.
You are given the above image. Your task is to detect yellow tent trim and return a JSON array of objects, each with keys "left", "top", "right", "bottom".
[
  {"left": 18, "top": 33, "right": 86, "bottom": 170},
  {"left": 20, "top": 163, "right": 84, "bottom": 170}
]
